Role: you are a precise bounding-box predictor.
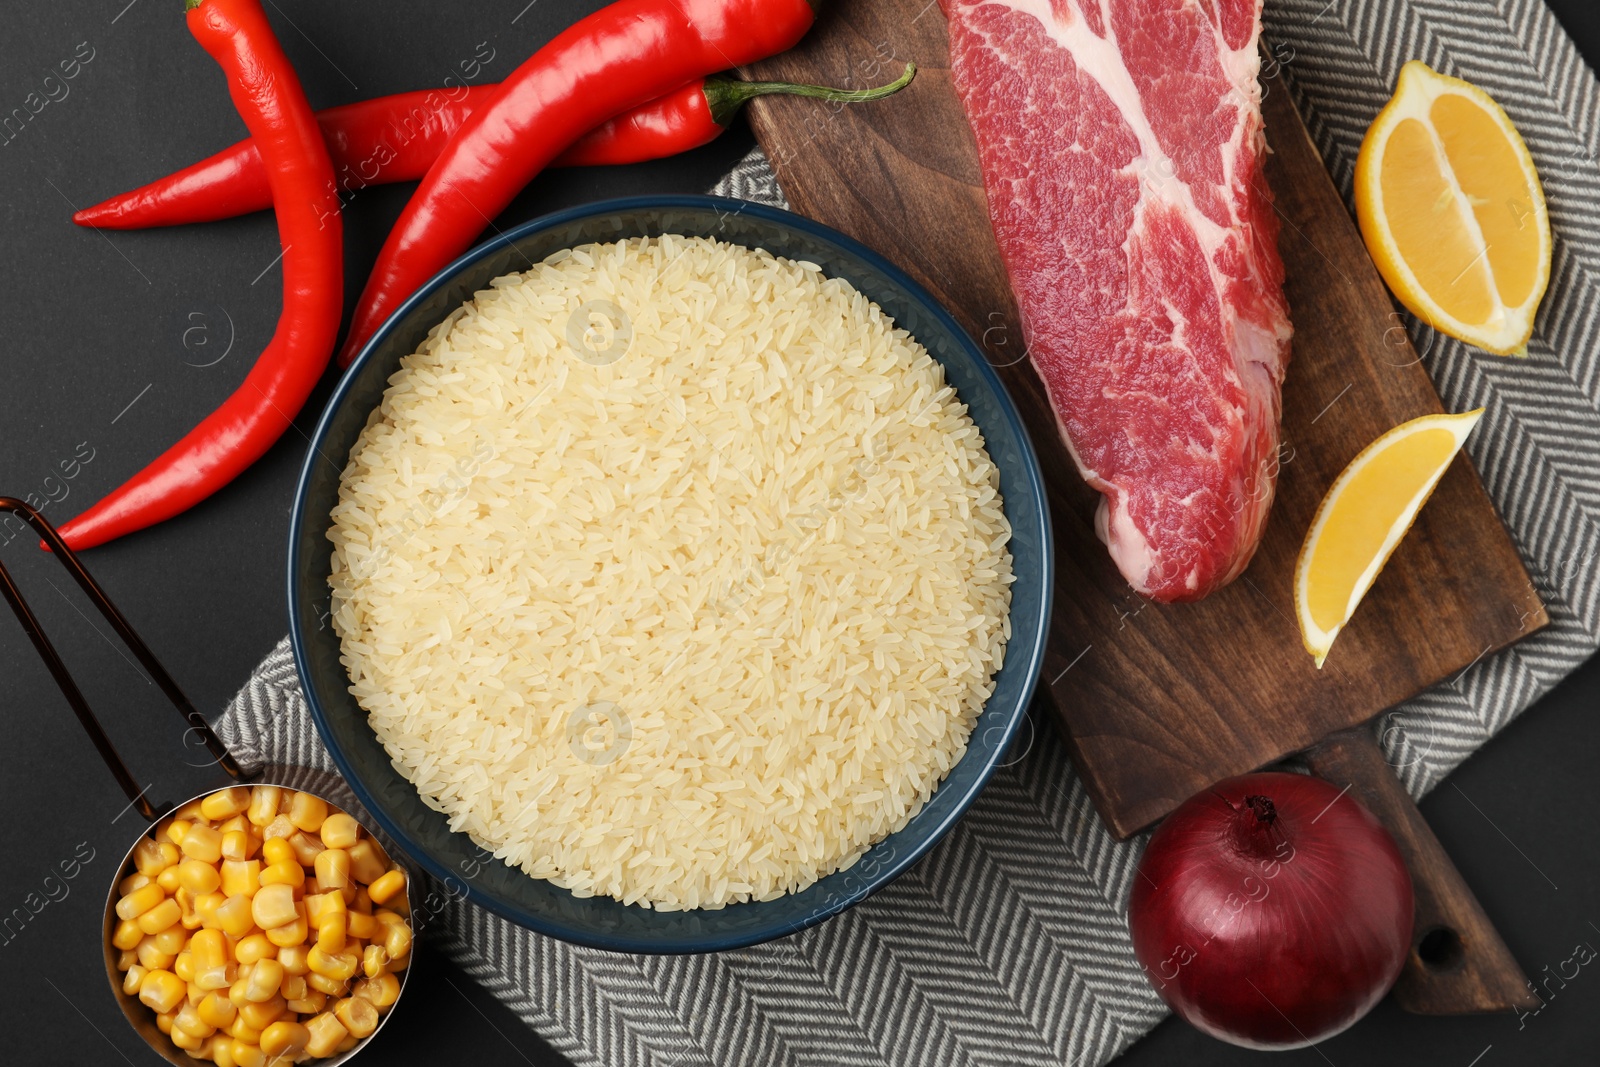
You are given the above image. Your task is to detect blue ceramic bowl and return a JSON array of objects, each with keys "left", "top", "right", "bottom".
[{"left": 288, "top": 196, "right": 1052, "bottom": 953}]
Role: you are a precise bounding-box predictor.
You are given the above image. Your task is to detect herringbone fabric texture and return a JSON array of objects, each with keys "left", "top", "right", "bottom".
[{"left": 217, "top": 2, "right": 1600, "bottom": 1062}]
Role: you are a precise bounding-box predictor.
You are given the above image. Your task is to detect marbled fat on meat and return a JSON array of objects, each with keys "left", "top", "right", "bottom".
[{"left": 945, "top": 0, "right": 1292, "bottom": 601}]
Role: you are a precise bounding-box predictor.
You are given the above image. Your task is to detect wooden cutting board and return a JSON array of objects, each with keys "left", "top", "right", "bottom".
[{"left": 746, "top": 0, "right": 1547, "bottom": 1014}]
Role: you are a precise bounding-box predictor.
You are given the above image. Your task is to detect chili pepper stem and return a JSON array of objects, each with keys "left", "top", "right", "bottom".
[{"left": 702, "top": 62, "right": 916, "bottom": 127}]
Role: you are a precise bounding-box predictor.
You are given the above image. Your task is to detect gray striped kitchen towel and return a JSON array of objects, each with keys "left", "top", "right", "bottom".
[{"left": 217, "top": 1, "right": 1600, "bottom": 1062}]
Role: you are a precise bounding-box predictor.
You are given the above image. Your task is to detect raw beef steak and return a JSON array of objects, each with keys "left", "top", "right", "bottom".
[{"left": 944, "top": 0, "right": 1292, "bottom": 601}]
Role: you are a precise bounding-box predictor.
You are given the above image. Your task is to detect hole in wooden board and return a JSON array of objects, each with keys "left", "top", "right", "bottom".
[{"left": 1417, "top": 925, "right": 1465, "bottom": 970}]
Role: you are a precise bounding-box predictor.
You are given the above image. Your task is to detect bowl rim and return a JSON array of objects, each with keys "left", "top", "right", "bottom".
[{"left": 288, "top": 194, "right": 1053, "bottom": 952}]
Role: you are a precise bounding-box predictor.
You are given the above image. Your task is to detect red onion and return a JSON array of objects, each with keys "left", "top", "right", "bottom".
[{"left": 1129, "top": 772, "right": 1413, "bottom": 1049}]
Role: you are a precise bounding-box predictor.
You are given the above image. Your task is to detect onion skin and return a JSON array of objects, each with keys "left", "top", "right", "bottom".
[{"left": 1129, "top": 772, "right": 1413, "bottom": 1049}]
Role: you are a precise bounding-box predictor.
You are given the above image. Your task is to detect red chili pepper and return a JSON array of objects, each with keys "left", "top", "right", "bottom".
[
  {"left": 337, "top": 0, "right": 820, "bottom": 367},
  {"left": 73, "top": 66, "right": 913, "bottom": 232},
  {"left": 75, "top": 86, "right": 497, "bottom": 231},
  {"left": 54, "top": 0, "right": 341, "bottom": 552}
]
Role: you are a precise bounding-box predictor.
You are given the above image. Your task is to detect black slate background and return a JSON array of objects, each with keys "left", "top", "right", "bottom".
[{"left": 0, "top": 1, "right": 1594, "bottom": 1065}]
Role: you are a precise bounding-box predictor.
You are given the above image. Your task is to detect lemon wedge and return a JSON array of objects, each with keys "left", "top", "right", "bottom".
[
  {"left": 1355, "top": 61, "right": 1549, "bottom": 355},
  {"left": 1295, "top": 409, "right": 1484, "bottom": 667}
]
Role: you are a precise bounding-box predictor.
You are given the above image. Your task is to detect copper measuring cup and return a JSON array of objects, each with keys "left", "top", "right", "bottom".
[{"left": 0, "top": 498, "right": 414, "bottom": 1065}]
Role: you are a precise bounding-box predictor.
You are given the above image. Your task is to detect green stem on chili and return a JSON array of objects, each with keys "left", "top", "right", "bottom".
[{"left": 700, "top": 62, "right": 916, "bottom": 125}]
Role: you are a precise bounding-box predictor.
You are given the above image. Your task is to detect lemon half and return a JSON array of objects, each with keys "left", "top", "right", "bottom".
[{"left": 1355, "top": 62, "right": 1550, "bottom": 355}]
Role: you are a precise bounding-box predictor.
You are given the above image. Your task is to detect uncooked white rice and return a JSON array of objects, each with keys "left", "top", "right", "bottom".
[{"left": 329, "top": 235, "right": 1013, "bottom": 910}]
